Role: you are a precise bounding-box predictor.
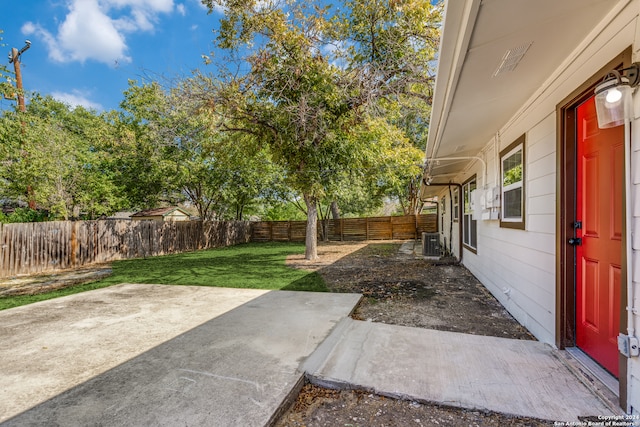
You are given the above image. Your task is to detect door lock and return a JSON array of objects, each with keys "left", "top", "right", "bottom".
[{"left": 568, "top": 237, "right": 582, "bottom": 246}]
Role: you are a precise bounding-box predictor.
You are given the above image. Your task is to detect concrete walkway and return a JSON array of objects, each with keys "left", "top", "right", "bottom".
[
  {"left": 304, "top": 318, "right": 619, "bottom": 423},
  {"left": 0, "top": 284, "right": 361, "bottom": 426}
]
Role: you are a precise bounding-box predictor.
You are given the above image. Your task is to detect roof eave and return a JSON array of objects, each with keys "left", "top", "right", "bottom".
[{"left": 425, "top": 0, "right": 482, "bottom": 163}]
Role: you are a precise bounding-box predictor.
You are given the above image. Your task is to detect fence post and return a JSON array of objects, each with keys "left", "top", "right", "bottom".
[
  {"left": 70, "top": 221, "right": 77, "bottom": 267},
  {"left": 0, "top": 222, "right": 3, "bottom": 277},
  {"left": 365, "top": 218, "right": 369, "bottom": 240}
]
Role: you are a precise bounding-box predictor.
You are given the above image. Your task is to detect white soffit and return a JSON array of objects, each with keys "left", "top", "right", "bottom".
[{"left": 426, "top": 0, "right": 618, "bottom": 165}]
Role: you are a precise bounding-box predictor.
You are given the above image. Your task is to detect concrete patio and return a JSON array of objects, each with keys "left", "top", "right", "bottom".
[
  {"left": 0, "top": 282, "right": 621, "bottom": 426},
  {"left": 0, "top": 284, "right": 360, "bottom": 426}
]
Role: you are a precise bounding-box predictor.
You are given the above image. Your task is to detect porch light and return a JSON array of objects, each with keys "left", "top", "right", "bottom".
[{"left": 594, "top": 64, "right": 640, "bottom": 128}]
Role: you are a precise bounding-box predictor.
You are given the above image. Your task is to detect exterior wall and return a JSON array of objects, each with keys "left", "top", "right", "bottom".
[
  {"left": 437, "top": 0, "right": 640, "bottom": 411},
  {"left": 131, "top": 216, "right": 162, "bottom": 221},
  {"left": 165, "top": 211, "right": 190, "bottom": 221},
  {"left": 456, "top": 117, "right": 557, "bottom": 345},
  {"left": 437, "top": 185, "right": 460, "bottom": 258},
  {"left": 131, "top": 211, "right": 190, "bottom": 221}
]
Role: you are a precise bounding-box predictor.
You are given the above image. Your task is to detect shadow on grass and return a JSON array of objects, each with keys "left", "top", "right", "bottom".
[{"left": 281, "top": 272, "right": 328, "bottom": 292}]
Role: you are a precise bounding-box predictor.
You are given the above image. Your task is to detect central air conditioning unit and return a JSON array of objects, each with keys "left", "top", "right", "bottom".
[{"left": 422, "top": 232, "right": 440, "bottom": 257}]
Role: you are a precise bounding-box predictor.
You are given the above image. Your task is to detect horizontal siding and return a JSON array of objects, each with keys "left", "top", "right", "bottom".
[
  {"left": 527, "top": 114, "right": 555, "bottom": 149},
  {"left": 633, "top": 149, "right": 640, "bottom": 184},
  {"left": 528, "top": 153, "right": 555, "bottom": 182},
  {"left": 528, "top": 174, "right": 555, "bottom": 198},
  {"left": 464, "top": 249, "right": 555, "bottom": 344},
  {"left": 528, "top": 194, "right": 555, "bottom": 216},
  {"left": 482, "top": 232, "right": 555, "bottom": 288},
  {"left": 632, "top": 250, "right": 640, "bottom": 283},
  {"left": 633, "top": 217, "right": 640, "bottom": 251},
  {"left": 528, "top": 139, "right": 554, "bottom": 166},
  {"left": 452, "top": 113, "right": 558, "bottom": 345},
  {"left": 484, "top": 224, "right": 555, "bottom": 255},
  {"left": 527, "top": 214, "right": 555, "bottom": 235}
]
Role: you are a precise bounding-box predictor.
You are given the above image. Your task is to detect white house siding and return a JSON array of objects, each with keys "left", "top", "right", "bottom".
[
  {"left": 165, "top": 211, "right": 190, "bottom": 221},
  {"left": 435, "top": 2, "right": 640, "bottom": 411},
  {"left": 445, "top": 114, "right": 557, "bottom": 345}
]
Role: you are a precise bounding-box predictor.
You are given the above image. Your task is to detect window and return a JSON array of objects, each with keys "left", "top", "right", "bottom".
[
  {"left": 452, "top": 188, "right": 459, "bottom": 222},
  {"left": 440, "top": 196, "right": 446, "bottom": 231},
  {"left": 462, "top": 176, "right": 477, "bottom": 251},
  {"left": 500, "top": 134, "right": 526, "bottom": 229}
]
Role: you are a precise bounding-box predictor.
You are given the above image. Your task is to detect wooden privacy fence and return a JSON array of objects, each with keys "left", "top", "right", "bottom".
[
  {"left": 0, "top": 220, "right": 252, "bottom": 278},
  {"left": 252, "top": 214, "right": 437, "bottom": 242}
]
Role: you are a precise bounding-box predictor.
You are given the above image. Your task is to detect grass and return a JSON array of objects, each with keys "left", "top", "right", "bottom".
[
  {"left": 0, "top": 242, "right": 327, "bottom": 311},
  {"left": 360, "top": 242, "right": 401, "bottom": 257}
]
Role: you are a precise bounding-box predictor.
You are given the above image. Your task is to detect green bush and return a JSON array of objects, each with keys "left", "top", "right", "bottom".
[{"left": 0, "top": 208, "right": 51, "bottom": 223}]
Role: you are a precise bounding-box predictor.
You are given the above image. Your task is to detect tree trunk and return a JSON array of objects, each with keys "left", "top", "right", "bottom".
[
  {"left": 330, "top": 200, "right": 340, "bottom": 219},
  {"left": 304, "top": 193, "right": 318, "bottom": 260}
]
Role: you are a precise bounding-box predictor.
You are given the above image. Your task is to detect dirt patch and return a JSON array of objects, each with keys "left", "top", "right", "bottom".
[
  {"left": 278, "top": 241, "right": 546, "bottom": 426},
  {"left": 286, "top": 241, "right": 534, "bottom": 339},
  {"left": 276, "top": 383, "right": 551, "bottom": 427},
  {"left": 0, "top": 266, "right": 112, "bottom": 297}
]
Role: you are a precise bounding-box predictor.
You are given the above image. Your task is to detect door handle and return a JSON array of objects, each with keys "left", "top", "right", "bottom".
[{"left": 568, "top": 237, "right": 582, "bottom": 246}]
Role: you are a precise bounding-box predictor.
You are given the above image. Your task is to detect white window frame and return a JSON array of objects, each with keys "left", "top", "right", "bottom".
[
  {"left": 500, "top": 134, "right": 525, "bottom": 229},
  {"left": 462, "top": 176, "right": 477, "bottom": 251},
  {"left": 452, "top": 188, "right": 459, "bottom": 222}
]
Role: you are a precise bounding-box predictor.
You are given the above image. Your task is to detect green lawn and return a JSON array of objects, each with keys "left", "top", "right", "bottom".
[{"left": 0, "top": 242, "right": 327, "bottom": 311}]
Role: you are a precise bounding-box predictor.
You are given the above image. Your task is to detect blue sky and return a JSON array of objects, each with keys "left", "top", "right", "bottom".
[{"left": 1, "top": 0, "right": 225, "bottom": 112}]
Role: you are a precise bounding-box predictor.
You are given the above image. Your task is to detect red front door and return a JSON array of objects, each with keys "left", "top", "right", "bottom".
[{"left": 576, "top": 96, "right": 623, "bottom": 378}]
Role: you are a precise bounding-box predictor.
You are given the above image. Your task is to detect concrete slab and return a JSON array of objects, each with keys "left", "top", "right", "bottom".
[
  {"left": 0, "top": 284, "right": 361, "bottom": 426},
  {"left": 304, "top": 318, "right": 617, "bottom": 422},
  {"left": 397, "top": 240, "right": 417, "bottom": 256}
]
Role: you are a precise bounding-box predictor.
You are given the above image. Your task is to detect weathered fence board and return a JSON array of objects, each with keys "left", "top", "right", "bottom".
[
  {"left": 252, "top": 214, "right": 437, "bottom": 243},
  {"left": 0, "top": 220, "right": 252, "bottom": 278}
]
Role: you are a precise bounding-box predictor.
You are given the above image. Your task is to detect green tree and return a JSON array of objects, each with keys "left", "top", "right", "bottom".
[
  {"left": 0, "top": 95, "right": 123, "bottom": 219},
  {"left": 0, "top": 30, "right": 15, "bottom": 101},
  {"left": 215, "top": 134, "right": 287, "bottom": 220},
  {"left": 115, "top": 78, "right": 285, "bottom": 221},
  {"left": 108, "top": 81, "right": 177, "bottom": 210},
  {"left": 202, "top": 0, "right": 440, "bottom": 259}
]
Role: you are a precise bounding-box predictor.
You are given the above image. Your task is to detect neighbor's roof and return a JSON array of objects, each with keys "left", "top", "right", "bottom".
[{"left": 130, "top": 207, "right": 190, "bottom": 217}]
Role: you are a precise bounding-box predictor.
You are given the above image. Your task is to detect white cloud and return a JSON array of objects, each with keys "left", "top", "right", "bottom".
[
  {"left": 52, "top": 90, "right": 104, "bottom": 111},
  {"left": 192, "top": 0, "right": 209, "bottom": 10},
  {"left": 21, "top": 0, "right": 178, "bottom": 66},
  {"left": 103, "top": 0, "right": 173, "bottom": 14},
  {"left": 177, "top": 3, "right": 186, "bottom": 16}
]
